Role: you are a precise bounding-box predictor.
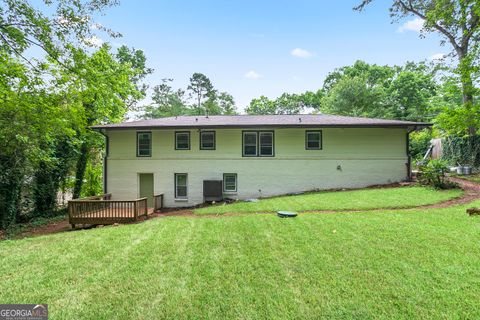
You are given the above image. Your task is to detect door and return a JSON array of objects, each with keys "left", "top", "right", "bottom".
[{"left": 139, "top": 173, "right": 154, "bottom": 207}]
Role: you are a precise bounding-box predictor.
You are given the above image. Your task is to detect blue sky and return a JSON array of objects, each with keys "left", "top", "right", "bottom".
[{"left": 92, "top": 0, "right": 445, "bottom": 111}]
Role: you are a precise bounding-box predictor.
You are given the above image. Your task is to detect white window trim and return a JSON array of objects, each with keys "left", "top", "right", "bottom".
[
  {"left": 175, "top": 173, "right": 188, "bottom": 199},
  {"left": 223, "top": 173, "right": 238, "bottom": 193}
]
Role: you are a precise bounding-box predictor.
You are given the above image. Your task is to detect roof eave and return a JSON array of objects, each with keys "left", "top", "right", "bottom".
[{"left": 91, "top": 123, "right": 432, "bottom": 131}]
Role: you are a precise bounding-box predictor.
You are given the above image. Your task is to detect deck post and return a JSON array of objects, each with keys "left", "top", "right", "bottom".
[
  {"left": 134, "top": 201, "right": 138, "bottom": 221},
  {"left": 144, "top": 199, "right": 148, "bottom": 219}
]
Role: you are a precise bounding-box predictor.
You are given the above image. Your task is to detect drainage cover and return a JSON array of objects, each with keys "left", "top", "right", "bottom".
[{"left": 277, "top": 211, "right": 298, "bottom": 218}]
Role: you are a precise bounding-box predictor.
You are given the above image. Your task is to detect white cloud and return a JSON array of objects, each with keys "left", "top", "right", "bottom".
[
  {"left": 291, "top": 48, "right": 313, "bottom": 58},
  {"left": 112, "top": 42, "right": 124, "bottom": 48},
  {"left": 244, "top": 70, "right": 262, "bottom": 79},
  {"left": 84, "top": 35, "right": 104, "bottom": 47},
  {"left": 429, "top": 53, "right": 445, "bottom": 60},
  {"left": 397, "top": 18, "right": 424, "bottom": 33}
]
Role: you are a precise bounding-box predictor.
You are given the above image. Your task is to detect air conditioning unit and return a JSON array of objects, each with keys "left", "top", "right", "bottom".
[{"left": 203, "top": 180, "right": 223, "bottom": 202}]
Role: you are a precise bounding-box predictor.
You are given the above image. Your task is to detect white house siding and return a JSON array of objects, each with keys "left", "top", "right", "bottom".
[{"left": 105, "top": 128, "right": 408, "bottom": 207}]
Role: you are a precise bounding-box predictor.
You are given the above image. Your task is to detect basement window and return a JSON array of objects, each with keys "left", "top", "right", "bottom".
[
  {"left": 175, "top": 131, "right": 190, "bottom": 150},
  {"left": 306, "top": 130, "right": 322, "bottom": 150},
  {"left": 223, "top": 173, "right": 237, "bottom": 192},
  {"left": 175, "top": 173, "right": 188, "bottom": 199},
  {"left": 137, "top": 132, "right": 151, "bottom": 157},
  {"left": 200, "top": 131, "right": 215, "bottom": 150}
]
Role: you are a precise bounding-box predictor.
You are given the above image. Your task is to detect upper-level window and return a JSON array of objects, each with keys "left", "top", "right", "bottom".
[
  {"left": 175, "top": 131, "right": 190, "bottom": 150},
  {"left": 200, "top": 131, "right": 215, "bottom": 150},
  {"left": 137, "top": 132, "right": 151, "bottom": 157},
  {"left": 242, "top": 131, "right": 274, "bottom": 157},
  {"left": 243, "top": 132, "right": 258, "bottom": 156},
  {"left": 259, "top": 132, "right": 274, "bottom": 156},
  {"left": 305, "top": 130, "right": 322, "bottom": 150}
]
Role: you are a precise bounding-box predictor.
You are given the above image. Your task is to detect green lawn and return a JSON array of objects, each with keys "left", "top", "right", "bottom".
[
  {"left": 195, "top": 186, "right": 463, "bottom": 214},
  {"left": 1, "top": 201, "right": 480, "bottom": 319}
]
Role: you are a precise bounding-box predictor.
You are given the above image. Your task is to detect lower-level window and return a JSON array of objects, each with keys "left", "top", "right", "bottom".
[
  {"left": 175, "top": 173, "right": 188, "bottom": 199},
  {"left": 223, "top": 173, "right": 237, "bottom": 192}
]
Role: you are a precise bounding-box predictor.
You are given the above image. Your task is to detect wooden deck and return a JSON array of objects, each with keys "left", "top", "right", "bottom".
[{"left": 68, "top": 193, "right": 163, "bottom": 227}]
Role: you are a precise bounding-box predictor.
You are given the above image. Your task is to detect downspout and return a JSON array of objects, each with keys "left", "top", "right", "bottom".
[
  {"left": 406, "top": 126, "right": 415, "bottom": 182},
  {"left": 97, "top": 130, "right": 109, "bottom": 194}
]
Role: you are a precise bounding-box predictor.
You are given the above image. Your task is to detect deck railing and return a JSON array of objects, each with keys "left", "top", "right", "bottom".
[{"left": 68, "top": 194, "right": 148, "bottom": 227}]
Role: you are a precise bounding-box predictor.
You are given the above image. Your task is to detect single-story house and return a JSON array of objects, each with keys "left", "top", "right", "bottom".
[{"left": 92, "top": 114, "right": 430, "bottom": 208}]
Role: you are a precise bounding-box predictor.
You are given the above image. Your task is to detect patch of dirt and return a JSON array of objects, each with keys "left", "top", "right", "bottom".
[
  {"left": 7, "top": 220, "right": 73, "bottom": 240},
  {"left": 419, "top": 176, "right": 480, "bottom": 209}
]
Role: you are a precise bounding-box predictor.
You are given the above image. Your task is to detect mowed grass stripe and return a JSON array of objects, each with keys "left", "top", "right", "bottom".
[
  {"left": 195, "top": 186, "right": 463, "bottom": 214},
  {"left": 1, "top": 200, "right": 480, "bottom": 319}
]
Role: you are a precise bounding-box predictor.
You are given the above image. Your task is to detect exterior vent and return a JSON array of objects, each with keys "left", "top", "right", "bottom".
[{"left": 203, "top": 180, "right": 223, "bottom": 202}]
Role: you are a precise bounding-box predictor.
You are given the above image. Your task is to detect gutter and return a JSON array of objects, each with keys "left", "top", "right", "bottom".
[{"left": 91, "top": 123, "right": 432, "bottom": 131}]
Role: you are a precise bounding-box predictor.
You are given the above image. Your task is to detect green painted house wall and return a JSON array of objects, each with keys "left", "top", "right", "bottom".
[{"left": 105, "top": 128, "right": 408, "bottom": 207}]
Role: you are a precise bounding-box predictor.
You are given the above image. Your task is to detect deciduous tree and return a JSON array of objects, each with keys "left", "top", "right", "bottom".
[{"left": 355, "top": 0, "right": 480, "bottom": 134}]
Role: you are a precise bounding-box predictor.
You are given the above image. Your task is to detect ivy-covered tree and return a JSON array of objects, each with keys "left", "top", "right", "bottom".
[{"left": 56, "top": 44, "right": 146, "bottom": 199}]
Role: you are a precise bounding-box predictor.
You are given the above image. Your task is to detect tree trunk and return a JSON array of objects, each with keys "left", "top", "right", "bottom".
[
  {"left": 73, "top": 142, "right": 89, "bottom": 199},
  {"left": 457, "top": 49, "right": 476, "bottom": 135}
]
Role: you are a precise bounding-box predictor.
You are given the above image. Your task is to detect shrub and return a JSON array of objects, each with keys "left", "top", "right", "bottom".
[
  {"left": 418, "top": 159, "right": 455, "bottom": 189},
  {"left": 410, "top": 129, "right": 432, "bottom": 164}
]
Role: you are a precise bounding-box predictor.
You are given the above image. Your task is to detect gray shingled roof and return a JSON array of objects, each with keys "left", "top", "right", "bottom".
[{"left": 91, "top": 114, "right": 431, "bottom": 130}]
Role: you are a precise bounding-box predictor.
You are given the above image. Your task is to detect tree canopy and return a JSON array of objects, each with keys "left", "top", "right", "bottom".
[
  {"left": 354, "top": 0, "right": 480, "bottom": 134},
  {"left": 143, "top": 73, "right": 237, "bottom": 118}
]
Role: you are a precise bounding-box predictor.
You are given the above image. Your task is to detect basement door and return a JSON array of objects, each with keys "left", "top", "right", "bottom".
[{"left": 138, "top": 173, "right": 154, "bottom": 207}]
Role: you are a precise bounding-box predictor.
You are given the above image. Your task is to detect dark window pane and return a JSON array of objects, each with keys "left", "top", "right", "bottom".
[
  {"left": 224, "top": 174, "right": 237, "bottom": 191},
  {"left": 177, "top": 186, "right": 187, "bottom": 197},
  {"left": 306, "top": 131, "right": 321, "bottom": 149},
  {"left": 244, "top": 133, "right": 257, "bottom": 144},
  {"left": 260, "top": 133, "right": 272, "bottom": 144},
  {"left": 201, "top": 132, "right": 215, "bottom": 149},
  {"left": 260, "top": 146, "right": 273, "bottom": 155},
  {"left": 307, "top": 141, "right": 320, "bottom": 149},
  {"left": 137, "top": 132, "right": 151, "bottom": 156},
  {"left": 244, "top": 145, "right": 257, "bottom": 155},
  {"left": 176, "top": 133, "right": 190, "bottom": 149}
]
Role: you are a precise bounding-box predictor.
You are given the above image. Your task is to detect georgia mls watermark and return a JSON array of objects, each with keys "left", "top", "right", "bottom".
[{"left": 0, "top": 305, "right": 48, "bottom": 320}]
